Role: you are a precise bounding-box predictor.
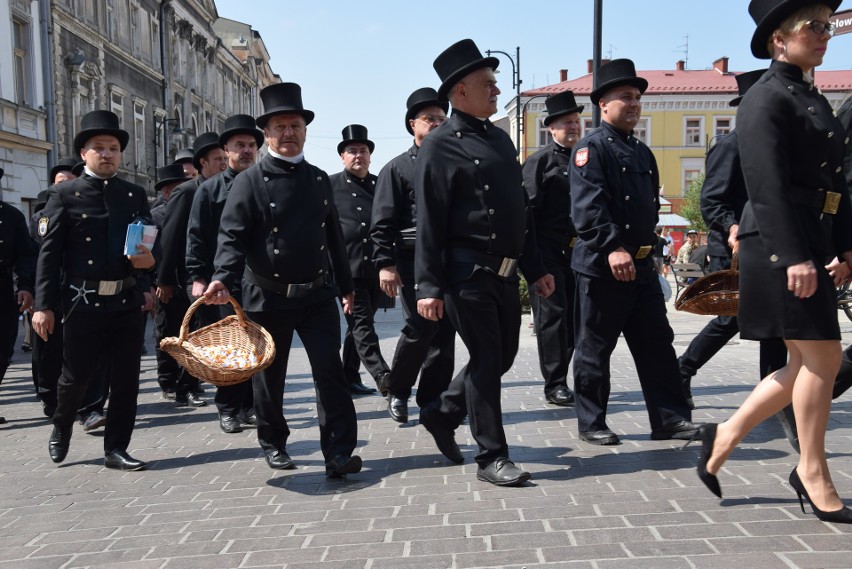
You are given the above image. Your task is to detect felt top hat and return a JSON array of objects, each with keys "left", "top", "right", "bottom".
[
  {"left": 590, "top": 59, "right": 648, "bottom": 106},
  {"left": 542, "top": 90, "right": 585, "bottom": 126},
  {"left": 49, "top": 157, "right": 80, "bottom": 184},
  {"left": 404, "top": 87, "right": 449, "bottom": 135},
  {"left": 172, "top": 148, "right": 195, "bottom": 165},
  {"left": 749, "top": 0, "right": 840, "bottom": 59},
  {"left": 73, "top": 110, "right": 129, "bottom": 154},
  {"left": 192, "top": 132, "right": 223, "bottom": 171},
  {"left": 256, "top": 83, "right": 315, "bottom": 128},
  {"left": 729, "top": 69, "right": 768, "bottom": 107},
  {"left": 71, "top": 162, "right": 84, "bottom": 176},
  {"left": 434, "top": 39, "right": 500, "bottom": 101},
  {"left": 219, "top": 114, "right": 264, "bottom": 147},
  {"left": 337, "top": 124, "right": 375, "bottom": 155},
  {"left": 154, "top": 164, "right": 190, "bottom": 191}
]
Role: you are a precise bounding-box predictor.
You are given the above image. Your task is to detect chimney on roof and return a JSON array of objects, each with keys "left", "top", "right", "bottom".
[
  {"left": 676, "top": 60, "right": 685, "bottom": 71},
  {"left": 560, "top": 69, "right": 568, "bottom": 82},
  {"left": 587, "top": 59, "right": 611, "bottom": 74},
  {"left": 713, "top": 56, "right": 729, "bottom": 74}
]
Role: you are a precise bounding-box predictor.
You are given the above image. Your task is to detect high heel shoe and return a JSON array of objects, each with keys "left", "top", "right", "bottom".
[
  {"left": 788, "top": 468, "right": 852, "bottom": 524},
  {"left": 683, "top": 423, "right": 722, "bottom": 498}
]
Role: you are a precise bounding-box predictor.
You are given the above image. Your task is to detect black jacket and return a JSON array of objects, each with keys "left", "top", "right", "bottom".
[
  {"left": 370, "top": 144, "right": 418, "bottom": 270},
  {"left": 186, "top": 169, "right": 237, "bottom": 285},
  {"left": 330, "top": 170, "right": 379, "bottom": 280},
  {"left": 838, "top": 95, "right": 852, "bottom": 193},
  {"left": 0, "top": 202, "right": 36, "bottom": 293},
  {"left": 522, "top": 140, "right": 577, "bottom": 261},
  {"left": 157, "top": 176, "right": 204, "bottom": 289},
  {"left": 700, "top": 131, "right": 748, "bottom": 258}
]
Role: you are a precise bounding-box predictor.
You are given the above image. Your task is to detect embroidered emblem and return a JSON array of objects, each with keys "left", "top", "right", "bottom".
[
  {"left": 38, "top": 217, "right": 49, "bottom": 237},
  {"left": 574, "top": 147, "right": 589, "bottom": 167}
]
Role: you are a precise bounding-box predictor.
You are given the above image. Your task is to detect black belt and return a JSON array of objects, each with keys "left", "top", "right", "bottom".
[
  {"left": 623, "top": 244, "right": 653, "bottom": 259},
  {"left": 67, "top": 276, "right": 136, "bottom": 296},
  {"left": 447, "top": 247, "right": 518, "bottom": 278},
  {"left": 788, "top": 186, "right": 841, "bottom": 215},
  {"left": 244, "top": 269, "right": 326, "bottom": 298}
]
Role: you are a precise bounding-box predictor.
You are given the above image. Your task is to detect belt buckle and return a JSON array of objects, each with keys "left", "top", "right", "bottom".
[
  {"left": 497, "top": 257, "right": 518, "bottom": 277},
  {"left": 823, "top": 191, "right": 841, "bottom": 215},
  {"left": 286, "top": 282, "right": 309, "bottom": 298},
  {"left": 98, "top": 280, "right": 120, "bottom": 295},
  {"left": 569, "top": 237, "right": 577, "bottom": 248},
  {"left": 635, "top": 245, "right": 652, "bottom": 259}
]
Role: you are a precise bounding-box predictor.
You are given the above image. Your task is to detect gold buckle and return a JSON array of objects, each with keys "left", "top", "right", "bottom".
[
  {"left": 635, "top": 245, "right": 652, "bottom": 259},
  {"left": 569, "top": 237, "right": 577, "bottom": 248},
  {"left": 497, "top": 258, "right": 518, "bottom": 277},
  {"left": 823, "top": 191, "right": 841, "bottom": 215},
  {"left": 98, "top": 280, "right": 121, "bottom": 295}
]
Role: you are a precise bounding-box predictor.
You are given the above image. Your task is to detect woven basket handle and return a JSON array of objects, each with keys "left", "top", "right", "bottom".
[
  {"left": 731, "top": 246, "right": 739, "bottom": 271},
  {"left": 178, "top": 294, "right": 248, "bottom": 342}
]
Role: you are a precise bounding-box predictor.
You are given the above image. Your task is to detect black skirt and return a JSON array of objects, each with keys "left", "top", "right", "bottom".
[{"left": 738, "top": 234, "right": 839, "bottom": 341}]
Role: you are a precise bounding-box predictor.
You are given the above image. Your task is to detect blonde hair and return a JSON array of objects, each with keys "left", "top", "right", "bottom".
[{"left": 767, "top": 4, "right": 832, "bottom": 57}]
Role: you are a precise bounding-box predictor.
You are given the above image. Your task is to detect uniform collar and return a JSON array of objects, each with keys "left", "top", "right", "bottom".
[
  {"left": 263, "top": 154, "right": 302, "bottom": 173},
  {"left": 600, "top": 120, "right": 634, "bottom": 141},
  {"left": 452, "top": 109, "right": 493, "bottom": 132},
  {"left": 408, "top": 144, "right": 419, "bottom": 159},
  {"left": 82, "top": 167, "right": 117, "bottom": 180},
  {"left": 552, "top": 140, "right": 572, "bottom": 155},
  {"left": 770, "top": 60, "right": 815, "bottom": 87},
  {"left": 267, "top": 147, "right": 304, "bottom": 163}
]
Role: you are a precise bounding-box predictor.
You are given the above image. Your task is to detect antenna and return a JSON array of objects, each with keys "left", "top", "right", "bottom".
[
  {"left": 606, "top": 44, "right": 617, "bottom": 59},
  {"left": 675, "top": 34, "right": 689, "bottom": 69}
]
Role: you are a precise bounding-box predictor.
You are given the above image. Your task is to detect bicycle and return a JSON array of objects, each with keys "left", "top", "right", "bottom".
[{"left": 837, "top": 282, "right": 852, "bottom": 322}]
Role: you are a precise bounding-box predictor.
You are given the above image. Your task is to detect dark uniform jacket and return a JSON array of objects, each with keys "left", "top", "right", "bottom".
[
  {"left": 371, "top": 145, "right": 418, "bottom": 270},
  {"left": 414, "top": 109, "right": 545, "bottom": 300},
  {"left": 212, "top": 155, "right": 354, "bottom": 311},
  {"left": 0, "top": 202, "right": 36, "bottom": 293},
  {"left": 157, "top": 176, "right": 204, "bottom": 291},
  {"left": 700, "top": 131, "right": 748, "bottom": 259},
  {"left": 522, "top": 140, "right": 577, "bottom": 263},
  {"left": 35, "top": 174, "right": 151, "bottom": 313},
  {"left": 737, "top": 60, "right": 852, "bottom": 267},
  {"left": 330, "top": 170, "right": 379, "bottom": 280},
  {"left": 838, "top": 96, "right": 852, "bottom": 192},
  {"left": 186, "top": 169, "right": 237, "bottom": 286},
  {"left": 569, "top": 121, "right": 660, "bottom": 281}
]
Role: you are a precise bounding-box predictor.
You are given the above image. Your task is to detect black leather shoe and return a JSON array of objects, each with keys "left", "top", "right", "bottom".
[
  {"left": 419, "top": 407, "right": 464, "bottom": 464},
  {"left": 48, "top": 425, "right": 71, "bottom": 463},
  {"left": 42, "top": 402, "right": 56, "bottom": 418},
  {"left": 375, "top": 371, "right": 391, "bottom": 396},
  {"left": 175, "top": 392, "right": 207, "bottom": 407},
  {"left": 326, "top": 454, "right": 363, "bottom": 478},
  {"left": 240, "top": 411, "right": 257, "bottom": 427},
  {"left": 219, "top": 415, "right": 243, "bottom": 434},
  {"left": 651, "top": 420, "right": 698, "bottom": 441},
  {"left": 546, "top": 387, "right": 575, "bottom": 407},
  {"left": 0, "top": 416, "right": 5, "bottom": 424},
  {"left": 579, "top": 429, "right": 621, "bottom": 445},
  {"left": 161, "top": 389, "right": 176, "bottom": 401},
  {"left": 387, "top": 395, "right": 409, "bottom": 423},
  {"left": 104, "top": 449, "right": 147, "bottom": 471},
  {"left": 265, "top": 449, "right": 296, "bottom": 470},
  {"left": 350, "top": 382, "right": 377, "bottom": 395},
  {"left": 476, "top": 457, "right": 531, "bottom": 487}
]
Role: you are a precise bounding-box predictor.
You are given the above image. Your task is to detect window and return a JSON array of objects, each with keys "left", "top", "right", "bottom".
[
  {"left": 537, "top": 117, "right": 552, "bottom": 148},
  {"left": 714, "top": 116, "right": 734, "bottom": 138},
  {"left": 684, "top": 117, "right": 703, "bottom": 146},
  {"left": 633, "top": 118, "right": 649, "bottom": 144},
  {"left": 582, "top": 119, "right": 594, "bottom": 137},
  {"left": 151, "top": 20, "right": 160, "bottom": 67},
  {"left": 111, "top": 91, "right": 124, "bottom": 126},
  {"left": 130, "top": 3, "right": 140, "bottom": 57},
  {"left": 106, "top": 0, "right": 115, "bottom": 41},
  {"left": 12, "top": 18, "right": 31, "bottom": 106},
  {"left": 681, "top": 158, "right": 705, "bottom": 194},
  {"left": 134, "top": 103, "right": 146, "bottom": 169}
]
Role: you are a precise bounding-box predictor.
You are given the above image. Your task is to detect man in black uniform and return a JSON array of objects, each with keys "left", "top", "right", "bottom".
[
  {"left": 155, "top": 132, "right": 225, "bottom": 404},
  {"left": 522, "top": 90, "right": 584, "bottom": 408},
  {"left": 185, "top": 115, "right": 262, "bottom": 430},
  {"left": 371, "top": 87, "right": 455, "bottom": 423},
  {"left": 204, "top": 83, "right": 361, "bottom": 477},
  {"left": 173, "top": 148, "right": 198, "bottom": 179},
  {"left": 415, "top": 39, "right": 554, "bottom": 486},
  {"left": 330, "top": 125, "right": 389, "bottom": 396},
  {"left": 569, "top": 59, "right": 695, "bottom": 446},
  {"left": 32, "top": 110, "right": 155, "bottom": 470},
  {"left": 150, "top": 164, "right": 189, "bottom": 230}
]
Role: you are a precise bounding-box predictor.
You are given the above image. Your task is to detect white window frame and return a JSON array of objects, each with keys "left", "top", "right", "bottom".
[
  {"left": 683, "top": 116, "right": 704, "bottom": 147},
  {"left": 134, "top": 101, "right": 146, "bottom": 169},
  {"left": 713, "top": 115, "right": 735, "bottom": 139},
  {"left": 633, "top": 117, "right": 650, "bottom": 144},
  {"left": 681, "top": 157, "right": 705, "bottom": 195}
]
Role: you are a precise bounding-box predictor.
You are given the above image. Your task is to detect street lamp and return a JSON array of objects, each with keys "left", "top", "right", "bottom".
[
  {"left": 486, "top": 47, "right": 521, "bottom": 159},
  {"left": 153, "top": 116, "right": 181, "bottom": 181},
  {"left": 520, "top": 94, "right": 549, "bottom": 160}
]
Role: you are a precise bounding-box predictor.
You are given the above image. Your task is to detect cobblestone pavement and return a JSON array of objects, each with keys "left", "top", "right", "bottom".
[{"left": 1, "top": 285, "right": 851, "bottom": 569}]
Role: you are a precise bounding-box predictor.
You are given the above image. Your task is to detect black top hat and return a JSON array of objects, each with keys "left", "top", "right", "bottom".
[
  {"left": 729, "top": 68, "right": 768, "bottom": 107},
  {"left": 155, "top": 164, "right": 190, "bottom": 191},
  {"left": 73, "top": 110, "right": 130, "bottom": 154},
  {"left": 192, "top": 132, "right": 223, "bottom": 171},
  {"left": 434, "top": 39, "right": 500, "bottom": 101},
  {"left": 256, "top": 83, "right": 315, "bottom": 129},
  {"left": 542, "top": 90, "right": 585, "bottom": 126},
  {"left": 749, "top": 0, "right": 841, "bottom": 59},
  {"left": 337, "top": 124, "right": 375, "bottom": 155},
  {"left": 590, "top": 59, "right": 649, "bottom": 106},
  {"left": 49, "top": 157, "right": 80, "bottom": 184},
  {"left": 404, "top": 87, "right": 449, "bottom": 135},
  {"left": 172, "top": 148, "right": 195, "bottom": 165},
  {"left": 71, "top": 161, "right": 85, "bottom": 177},
  {"left": 219, "top": 114, "right": 264, "bottom": 147}
]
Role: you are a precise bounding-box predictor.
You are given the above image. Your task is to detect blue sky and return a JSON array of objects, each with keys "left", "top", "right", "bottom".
[{"left": 214, "top": 0, "right": 852, "bottom": 173}]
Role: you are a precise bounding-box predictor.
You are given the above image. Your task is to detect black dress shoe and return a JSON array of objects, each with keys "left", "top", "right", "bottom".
[
  {"left": 546, "top": 387, "right": 575, "bottom": 407},
  {"left": 476, "top": 457, "right": 531, "bottom": 487},
  {"left": 350, "top": 382, "right": 377, "bottom": 395},
  {"left": 419, "top": 407, "right": 464, "bottom": 464},
  {"left": 326, "top": 454, "right": 363, "bottom": 478},
  {"left": 161, "top": 389, "right": 177, "bottom": 401},
  {"left": 240, "top": 411, "right": 257, "bottom": 427},
  {"left": 104, "top": 449, "right": 147, "bottom": 471},
  {"left": 42, "top": 402, "right": 56, "bottom": 418},
  {"left": 0, "top": 416, "right": 5, "bottom": 424},
  {"left": 579, "top": 429, "right": 621, "bottom": 446},
  {"left": 219, "top": 415, "right": 243, "bottom": 433},
  {"left": 375, "top": 371, "right": 391, "bottom": 396},
  {"left": 387, "top": 395, "right": 409, "bottom": 423},
  {"left": 265, "top": 449, "right": 296, "bottom": 470},
  {"left": 48, "top": 425, "right": 71, "bottom": 463},
  {"left": 175, "top": 392, "right": 207, "bottom": 407},
  {"left": 651, "top": 420, "right": 698, "bottom": 440}
]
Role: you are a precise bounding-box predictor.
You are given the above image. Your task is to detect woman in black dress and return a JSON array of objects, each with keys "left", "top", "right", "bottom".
[{"left": 691, "top": 0, "right": 852, "bottom": 523}]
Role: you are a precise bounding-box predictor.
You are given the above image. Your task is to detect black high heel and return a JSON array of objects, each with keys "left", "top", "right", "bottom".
[
  {"left": 788, "top": 468, "right": 852, "bottom": 524},
  {"left": 683, "top": 423, "right": 722, "bottom": 498}
]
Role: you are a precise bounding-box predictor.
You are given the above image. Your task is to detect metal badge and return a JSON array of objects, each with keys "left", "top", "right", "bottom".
[
  {"left": 823, "top": 192, "right": 841, "bottom": 215},
  {"left": 98, "top": 280, "right": 121, "bottom": 295},
  {"left": 38, "top": 217, "right": 49, "bottom": 237},
  {"left": 569, "top": 237, "right": 577, "bottom": 248},
  {"left": 635, "top": 245, "right": 653, "bottom": 259},
  {"left": 497, "top": 258, "right": 518, "bottom": 277}
]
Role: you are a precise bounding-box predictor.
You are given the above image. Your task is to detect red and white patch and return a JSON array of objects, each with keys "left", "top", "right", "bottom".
[{"left": 574, "top": 147, "right": 589, "bottom": 167}]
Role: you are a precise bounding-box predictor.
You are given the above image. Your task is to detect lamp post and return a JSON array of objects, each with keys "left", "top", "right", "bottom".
[
  {"left": 153, "top": 117, "right": 181, "bottom": 181},
  {"left": 592, "top": 0, "right": 603, "bottom": 127},
  {"left": 520, "top": 94, "right": 549, "bottom": 161},
  {"left": 486, "top": 47, "right": 521, "bottom": 158}
]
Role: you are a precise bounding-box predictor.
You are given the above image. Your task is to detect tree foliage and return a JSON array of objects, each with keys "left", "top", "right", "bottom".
[{"left": 679, "top": 173, "right": 707, "bottom": 232}]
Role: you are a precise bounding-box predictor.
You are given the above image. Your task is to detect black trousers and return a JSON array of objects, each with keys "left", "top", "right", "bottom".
[
  {"left": 573, "top": 273, "right": 692, "bottom": 433},
  {"left": 154, "top": 295, "right": 202, "bottom": 396},
  {"left": 0, "top": 276, "right": 18, "bottom": 382},
  {"left": 431, "top": 270, "right": 520, "bottom": 468},
  {"left": 248, "top": 298, "right": 357, "bottom": 462},
  {"left": 342, "top": 277, "right": 389, "bottom": 383},
  {"left": 386, "top": 255, "right": 454, "bottom": 407},
  {"left": 53, "top": 308, "right": 144, "bottom": 453},
  {"left": 530, "top": 253, "right": 575, "bottom": 395}
]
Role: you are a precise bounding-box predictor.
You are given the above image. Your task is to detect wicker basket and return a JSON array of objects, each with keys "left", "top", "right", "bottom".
[
  {"left": 159, "top": 295, "right": 276, "bottom": 387},
  {"left": 674, "top": 254, "right": 740, "bottom": 317}
]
